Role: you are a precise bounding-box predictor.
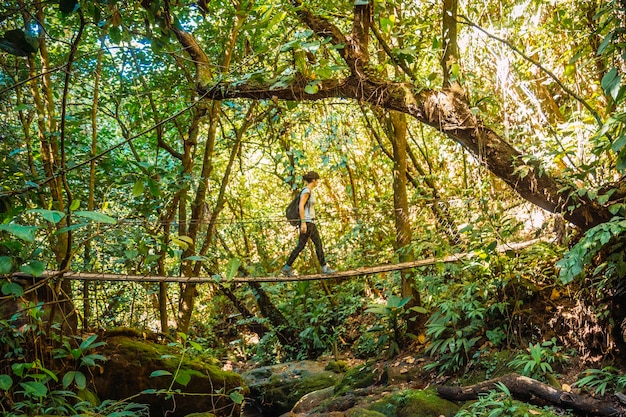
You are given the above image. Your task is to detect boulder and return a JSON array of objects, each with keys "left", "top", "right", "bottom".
[
  {"left": 242, "top": 360, "right": 343, "bottom": 416},
  {"left": 93, "top": 334, "right": 245, "bottom": 417}
]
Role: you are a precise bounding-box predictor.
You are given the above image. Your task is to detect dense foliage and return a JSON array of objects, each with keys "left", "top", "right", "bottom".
[{"left": 0, "top": 0, "right": 625, "bottom": 415}]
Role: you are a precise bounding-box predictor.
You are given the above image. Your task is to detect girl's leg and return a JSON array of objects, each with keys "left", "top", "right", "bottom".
[
  {"left": 285, "top": 226, "right": 311, "bottom": 266},
  {"left": 308, "top": 223, "right": 326, "bottom": 266}
]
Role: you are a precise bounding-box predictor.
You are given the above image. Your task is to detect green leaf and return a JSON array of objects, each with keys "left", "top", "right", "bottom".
[
  {"left": 189, "top": 341, "right": 203, "bottom": 352},
  {"left": 62, "top": 371, "right": 76, "bottom": 389},
  {"left": 175, "top": 370, "right": 191, "bottom": 387},
  {"left": 266, "top": 11, "right": 287, "bottom": 31},
  {"left": 304, "top": 83, "right": 319, "bottom": 94},
  {"left": 0, "top": 374, "right": 12, "bottom": 390},
  {"left": 230, "top": 390, "right": 245, "bottom": 404},
  {"left": 612, "top": 135, "right": 626, "bottom": 153},
  {"left": 0, "top": 256, "right": 12, "bottom": 274},
  {"left": 0, "top": 224, "right": 38, "bottom": 242},
  {"left": 2, "top": 282, "right": 23, "bottom": 297},
  {"left": 183, "top": 255, "right": 207, "bottom": 261},
  {"left": 73, "top": 211, "right": 117, "bottom": 224},
  {"left": 19, "top": 260, "right": 45, "bottom": 277},
  {"left": 70, "top": 199, "right": 81, "bottom": 211},
  {"left": 132, "top": 180, "right": 145, "bottom": 197},
  {"left": 601, "top": 68, "right": 622, "bottom": 100},
  {"left": 19, "top": 381, "right": 47, "bottom": 398},
  {"left": 27, "top": 209, "right": 65, "bottom": 224},
  {"left": 74, "top": 371, "right": 87, "bottom": 390},
  {"left": 150, "top": 370, "right": 172, "bottom": 377},
  {"left": 225, "top": 258, "right": 241, "bottom": 280}
]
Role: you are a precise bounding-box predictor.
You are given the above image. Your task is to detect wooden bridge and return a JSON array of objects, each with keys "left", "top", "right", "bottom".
[{"left": 22, "top": 238, "right": 548, "bottom": 284}]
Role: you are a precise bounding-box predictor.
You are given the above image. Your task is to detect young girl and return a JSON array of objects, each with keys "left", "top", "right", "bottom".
[{"left": 282, "top": 171, "right": 335, "bottom": 276}]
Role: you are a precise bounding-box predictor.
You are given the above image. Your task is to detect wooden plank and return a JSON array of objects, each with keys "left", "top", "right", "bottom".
[{"left": 15, "top": 238, "right": 548, "bottom": 284}]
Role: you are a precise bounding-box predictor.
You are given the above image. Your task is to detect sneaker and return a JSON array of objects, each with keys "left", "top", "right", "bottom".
[
  {"left": 281, "top": 265, "right": 295, "bottom": 277},
  {"left": 321, "top": 264, "right": 335, "bottom": 275}
]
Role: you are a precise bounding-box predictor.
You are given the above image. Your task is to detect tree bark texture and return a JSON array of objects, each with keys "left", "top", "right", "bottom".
[{"left": 436, "top": 373, "right": 625, "bottom": 417}]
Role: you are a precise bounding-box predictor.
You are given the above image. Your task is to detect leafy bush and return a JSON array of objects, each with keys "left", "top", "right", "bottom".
[
  {"left": 423, "top": 283, "right": 490, "bottom": 374},
  {"left": 573, "top": 366, "right": 626, "bottom": 396},
  {"left": 557, "top": 217, "right": 626, "bottom": 292},
  {"left": 507, "top": 338, "right": 568, "bottom": 382},
  {"left": 365, "top": 295, "right": 415, "bottom": 358}
]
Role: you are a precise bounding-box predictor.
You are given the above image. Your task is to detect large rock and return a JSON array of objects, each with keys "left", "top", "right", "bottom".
[
  {"left": 93, "top": 333, "right": 245, "bottom": 417},
  {"left": 242, "top": 360, "right": 343, "bottom": 416}
]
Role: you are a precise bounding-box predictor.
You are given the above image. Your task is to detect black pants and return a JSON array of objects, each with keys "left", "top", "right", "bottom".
[{"left": 286, "top": 222, "right": 326, "bottom": 267}]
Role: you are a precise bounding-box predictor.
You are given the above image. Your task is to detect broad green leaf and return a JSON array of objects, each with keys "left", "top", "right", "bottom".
[
  {"left": 175, "top": 370, "right": 191, "bottom": 387},
  {"left": 74, "top": 211, "right": 117, "bottom": 224},
  {"left": 230, "top": 390, "right": 245, "bottom": 404},
  {"left": 612, "top": 134, "right": 626, "bottom": 153},
  {"left": 19, "top": 381, "right": 47, "bottom": 398},
  {"left": 601, "top": 68, "right": 621, "bottom": 100},
  {"left": 225, "top": 258, "right": 241, "bottom": 280},
  {"left": 171, "top": 237, "right": 190, "bottom": 250},
  {"left": 74, "top": 371, "right": 87, "bottom": 390},
  {"left": 19, "top": 260, "right": 46, "bottom": 277},
  {"left": 27, "top": 209, "right": 65, "bottom": 224},
  {"left": 189, "top": 341, "right": 203, "bottom": 352},
  {"left": 0, "top": 224, "right": 38, "bottom": 242},
  {"left": 617, "top": 148, "right": 626, "bottom": 172},
  {"left": 177, "top": 235, "right": 194, "bottom": 245},
  {"left": 0, "top": 256, "right": 12, "bottom": 274},
  {"left": 0, "top": 374, "right": 12, "bottom": 390},
  {"left": 2, "top": 282, "right": 23, "bottom": 297},
  {"left": 304, "top": 83, "right": 319, "bottom": 94},
  {"left": 62, "top": 371, "right": 76, "bottom": 389},
  {"left": 70, "top": 199, "right": 81, "bottom": 211},
  {"left": 132, "top": 180, "right": 145, "bottom": 197}
]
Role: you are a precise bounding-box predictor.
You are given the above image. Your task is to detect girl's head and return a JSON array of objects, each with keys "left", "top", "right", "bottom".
[{"left": 303, "top": 171, "right": 320, "bottom": 184}]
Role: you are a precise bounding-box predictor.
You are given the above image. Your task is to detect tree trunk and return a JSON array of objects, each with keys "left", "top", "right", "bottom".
[
  {"left": 441, "top": 0, "right": 459, "bottom": 87},
  {"left": 437, "top": 373, "right": 625, "bottom": 417},
  {"left": 389, "top": 111, "right": 423, "bottom": 335}
]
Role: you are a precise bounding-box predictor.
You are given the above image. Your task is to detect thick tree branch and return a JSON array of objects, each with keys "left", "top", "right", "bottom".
[{"left": 190, "top": 3, "right": 613, "bottom": 231}]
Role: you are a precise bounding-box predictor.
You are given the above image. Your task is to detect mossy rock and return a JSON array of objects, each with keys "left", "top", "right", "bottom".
[
  {"left": 335, "top": 362, "right": 380, "bottom": 396},
  {"left": 326, "top": 360, "right": 349, "bottom": 373},
  {"left": 93, "top": 335, "right": 245, "bottom": 417},
  {"left": 243, "top": 360, "right": 342, "bottom": 416},
  {"left": 368, "top": 388, "right": 459, "bottom": 417},
  {"left": 346, "top": 408, "right": 388, "bottom": 417}
]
